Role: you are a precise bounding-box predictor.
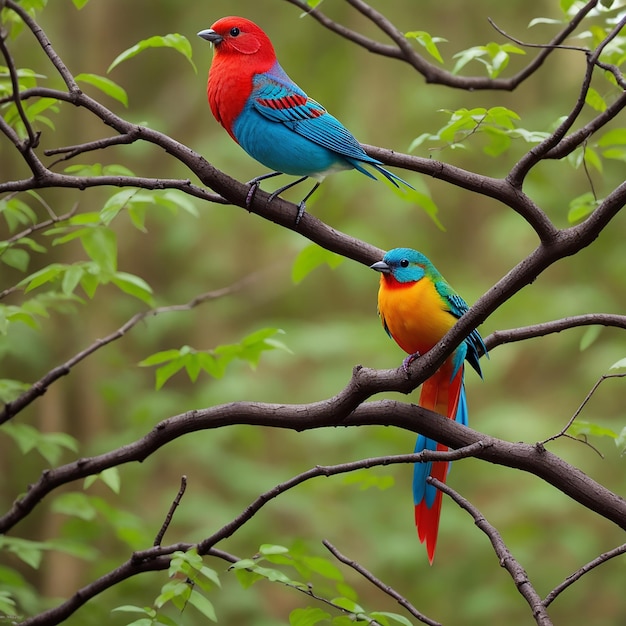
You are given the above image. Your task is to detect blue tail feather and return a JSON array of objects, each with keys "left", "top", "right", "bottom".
[{"left": 412, "top": 381, "right": 468, "bottom": 510}]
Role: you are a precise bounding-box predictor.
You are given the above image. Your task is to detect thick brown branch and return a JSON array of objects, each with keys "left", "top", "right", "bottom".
[{"left": 1, "top": 392, "right": 624, "bottom": 535}]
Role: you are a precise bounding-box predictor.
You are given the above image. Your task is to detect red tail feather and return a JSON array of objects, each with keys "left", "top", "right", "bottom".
[{"left": 415, "top": 363, "right": 464, "bottom": 563}]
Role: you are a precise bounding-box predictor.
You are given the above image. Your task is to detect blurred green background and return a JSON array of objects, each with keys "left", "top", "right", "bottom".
[{"left": 1, "top": 0, "right": 625, "bottom": 624}]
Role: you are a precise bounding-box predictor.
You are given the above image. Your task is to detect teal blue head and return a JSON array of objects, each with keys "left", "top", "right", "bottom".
[{"left": 370, "top": 247, "right": 431, "bottom": 283}]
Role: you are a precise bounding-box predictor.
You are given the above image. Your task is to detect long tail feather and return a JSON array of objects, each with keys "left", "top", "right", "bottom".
[
  {"left": 413, "top": 362, "right": 466, "bottom": 564},
  {"left": 346, "top": 157, "right": 414, "bottom": 190}
]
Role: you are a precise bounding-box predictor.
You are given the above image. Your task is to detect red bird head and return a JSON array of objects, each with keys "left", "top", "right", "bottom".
[
  {"left": 198, "top": 17, "right": 276, "bottom": 62},
  {"left": 198, "top": 17, "right": 278, "bottom": 137}
]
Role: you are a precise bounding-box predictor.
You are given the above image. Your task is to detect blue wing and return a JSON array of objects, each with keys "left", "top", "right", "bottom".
[{"left": 250, "top": 67, "right": 381, "bottom": 166}]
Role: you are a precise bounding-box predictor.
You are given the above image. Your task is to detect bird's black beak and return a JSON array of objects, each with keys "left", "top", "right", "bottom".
[
  {"left": 370, "top": 260, "right": 391, "bottom": 274},
  {"left": 197, "top": 28, "right": 223, "bottom": 45}
]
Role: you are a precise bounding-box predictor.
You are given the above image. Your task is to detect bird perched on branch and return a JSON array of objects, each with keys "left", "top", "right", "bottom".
[
  {"left": 371, "top": 248, "right": 486, "bottom": 563},
  {"left": 198, "top": 16, "right": 412, "bottom": 224}
]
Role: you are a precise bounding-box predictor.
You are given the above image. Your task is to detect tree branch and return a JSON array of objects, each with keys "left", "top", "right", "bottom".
[
  {"left": 543, "top": 542, "right": 626, "bottom": 607},
  {"left": 508, "top": 14, "right": 626, "bottom": 186},
  {"left": 323, "top": 540, "right": 442, "bottom": 626},
  {"left": 0, "top": 274, "right": 263, "bottom": 424},
  {"left": 485, "top": 313, "right": 626, "bottom": 350},
  {"left": 18, "top": 447, "right": 487, "bottom": 626},
  {"left": 283, "top": 0, "right": 600, "bottom": 91},
  {"left": 2, "top": 391, "right": 625, "bottom": 535},
  {"left": 430, "top": 478, "right": 553, "bottom": 626}
]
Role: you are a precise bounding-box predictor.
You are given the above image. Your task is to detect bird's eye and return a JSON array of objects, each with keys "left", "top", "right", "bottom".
[
  {"left": 229, "top": 27, "right": 240, "bottom": 37},
  {"left": 400, "top": 259, "right": 409, "bottom": 268}
]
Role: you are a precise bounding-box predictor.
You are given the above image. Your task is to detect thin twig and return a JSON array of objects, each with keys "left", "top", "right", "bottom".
[
  {"left": 429, "top": 477, "right": 553, "bottom": 626},
  {"left": 509, "top": 13, "right": 626, "bottom": 186},
  {"left": 540, "top": 373, "right": 626, "bottom": 446},
  {"left": 283, "top": 0, "right": 600, "bottom": 90},
  {"left": 485, "top": 313, "right": 626, "bottom": 351},
  {"left": 195, "top": 443, "right": 488, "bottom": 554},
  {"left": 0, "top": 275, "right": 261, "bottom": 424},
  {"left": 153, "top": 475, "right": 187, "bottom": 547},
  {"left": 323, "top": 540, "right": 441, "bottom": 626},
  {"left": 16, "top": 446, "right": 487, "bottom": 625},
  {"left": 543, "top": 543, "right": 626, "bottom": 607},
  {"left": 0, "top": 24, "right": 38, "bottom": 148}
]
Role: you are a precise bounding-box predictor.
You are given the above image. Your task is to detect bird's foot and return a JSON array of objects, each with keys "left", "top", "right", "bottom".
[
  {"left": 295, "top": 201, "right": 306, "bottom": 225},
  {"left": 245, "top": 171, "right": 284, "bottom": 210},
  {"left": 402, "top": 352, "right": 421, "bottom": 374},
  {"left": 245, "top": 180, "right": 261, "bottom": 210},
  {"left": 267, "top": 189, "right": 307, "bottom": 225}
]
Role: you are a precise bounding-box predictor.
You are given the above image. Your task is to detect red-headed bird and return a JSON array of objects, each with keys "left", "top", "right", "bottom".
[
  {"left": 197, "top": 16, "right": 412, "bottom": 223},
  {"left": 371, "top": 248, "right": 486, "bottom": 564}
]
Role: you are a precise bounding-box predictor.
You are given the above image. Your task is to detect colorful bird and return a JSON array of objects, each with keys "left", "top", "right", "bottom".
[
  {"left": 371, "top": 248, "right": 486, "bottom": 563},
  {"left": 197, "top": 16, "right": 412, "bottom": 224}
]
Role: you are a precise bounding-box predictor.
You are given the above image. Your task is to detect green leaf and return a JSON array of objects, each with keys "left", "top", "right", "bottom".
[
  {"left": 569, "top": 420, "right": 618, "bottom": 440},
  {"left": 292, "top": 244, "right": 344, "bottom": 284},
  {"left": 75, "top": 73, "right": 128, "bottom": 106},
  {"left": 609, "top": 357, "right": 626, "bottom": 370},
  {"left": 452, "top": 43, "right": 524, "bottom": 78},
  {"left": 154, "top": 580, "right": 187, "bottom": 609},
  {"left": 100, "top": 189, "right": 137, "bottom": 223},
  {"left": 0, "top": 247, "right": 30, "bottom": 271},
  {"left": 84, "top": 467, "right": 121, "bottom": 494},
  {"left": 585, "top": 87, "right": 607, "bottom": 112},
  {"left": 80, "top": 227, "right": 117, "bottom": 273},
  {"left": 1, "top": 423, "right": 77, "bottom": 465},
  {"left": 597, "top": 128, "right": 626, "bottom": 147},
  {"left": 615, "top": 426, "right": 626, "bottom": 455},
  {"left": 259, "top": 544, "right": 290, "bottom": 556},
  {"left": 560, "top": 0, "right": 578, "bottom": 15},
  {"left": 230, "top": 558, "right": 258, "bottom": 571},
  {"left": 233, "top": 567, "right": 263, "bottom": 589},
  {"left": 112, "top": 605, "right": 154, "bottom": 616},
  {"left": 62, "top": 264, "right": 84, "bottom": 295},
  {"left": 139, "top": 349, "right": 186, "bottom": 367},
  {"left": 301, "top": 556, "right": 343, "bottom": 581},
  {"left": 51, "top": 492, "right": 97, "bottom": 520},
  {"left": 108, "top": 34, "right": 196, "bottom": 73},
  {"left": 1, "top": 422, "right": 40, "bottom": 454},
  {"left": 0, "top": 197, "right": 37, "bottom": 232},
  {"left": 154, "top": 190, "right": 199, "bottom": 217},
  {"left": 370, "top": 612, "right": 414, "bottom": 626},
  {"left": 0, "top": 536, "right": 48, "bottom": 569},
  {"left": 111, "top": 271, "right": 153, "bottom": 304},
  {"left": 583, "top": 147, "right": 603, "bottom": 174},
  {"left": 579, "top": 325, "right": 601, "bottom": 351},
  {"left": 405, "top": 30, "right": 447, "bottom": 63},
  {"left": 0, "top": 378, "right": 30, "bottom": 403},
  {"left": 567, "top": 192, "right": 599, "bottom": 224},
  {"left": 35, "top": 431, "right": 79, "bottom": 465},
  {"left": 290, "top": 607, "right": 332, "bottom": 626},
  {"left": 187, "top": 590, "right": 217, "bottom": 622},
  {"left": 248, "top": 565, "right": 292, "bottom": 584},
  {"left": 0, "top": 591, "right": 17, "bottom": 615},
  {"left": 529, "top": 17, "right": 564, "bottom": 27},
  {"left": 331, "top": 597, "right": 364, "bottom": 613}
]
